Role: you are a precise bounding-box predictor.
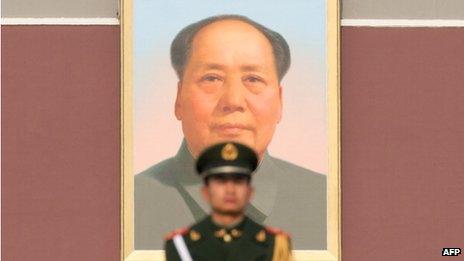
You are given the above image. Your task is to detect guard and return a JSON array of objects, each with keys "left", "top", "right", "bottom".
[{"left": 164, "top": 142, "right": 293, "bottom": 261}]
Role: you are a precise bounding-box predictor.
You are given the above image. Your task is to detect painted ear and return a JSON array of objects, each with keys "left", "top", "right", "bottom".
[
  {"left": 174, "top": 81, "right": 182, "bottom": 120},
  {"left": 277, "top": 85, "right": 283, "bottom": 123}
]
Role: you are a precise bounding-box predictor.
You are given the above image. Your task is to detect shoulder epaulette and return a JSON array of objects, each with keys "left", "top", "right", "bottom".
[
  {"left": 266, "top": 227, "right": 292, "bottom": 260},
  {"left": 265, "top": 226, "right": 291, "bottom": 238},
  {"left": 164, "top": 227, "right": 189, "bottom": 241}
]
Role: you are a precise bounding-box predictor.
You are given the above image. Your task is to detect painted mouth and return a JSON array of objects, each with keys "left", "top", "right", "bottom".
[{"left": 211, "top": 123, "right": 253, "bottom": 135}]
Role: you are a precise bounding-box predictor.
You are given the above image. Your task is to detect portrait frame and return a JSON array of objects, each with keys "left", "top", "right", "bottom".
[{"left": 120, "top": 0, "right": 341, "bottom": 260}]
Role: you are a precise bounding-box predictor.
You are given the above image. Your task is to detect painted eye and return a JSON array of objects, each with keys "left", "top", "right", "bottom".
[
  {"left": 198, "top": 74, "right": 223, "bottom": 93},
  {"left": 243, "top": 75, "right": 267, "bottom": 94},
  {"left": 202, "top": 75, "right": 221, "bottom": 82},
  {"left": 245, "top": 76, "right": 263, "bottom": 83}
]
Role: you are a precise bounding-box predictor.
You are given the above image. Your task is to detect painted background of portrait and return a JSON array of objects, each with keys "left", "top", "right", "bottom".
[{"left": 134, "top": 0, "right": 327, "bottom": 175}]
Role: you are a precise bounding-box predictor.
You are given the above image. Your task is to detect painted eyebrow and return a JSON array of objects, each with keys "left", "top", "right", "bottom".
[
  {"left": 197, "top": 63, "right": 266, "bottom": 72},
  {"left": 197, "top": 63, "right": 226, "bottom": 70},
  {"left": 240, "top": 64, "right": 266, "bottom": 72}
]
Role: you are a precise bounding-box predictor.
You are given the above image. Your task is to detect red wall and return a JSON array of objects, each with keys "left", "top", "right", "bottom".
[
  {"left": 341, "top": 27, "right": 464, "bottom": 260},
  {"left": 2, "top": 26, "right": 120, "bottom": 261},
  {"left": 2, "top": 26, "right": 463, "bottom": 260}
]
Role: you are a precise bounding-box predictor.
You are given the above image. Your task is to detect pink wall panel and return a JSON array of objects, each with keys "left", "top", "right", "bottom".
[
  {"left": 2, "top": 26, "right": 120, "bottom": 261},
  {"left": 341, "top": 27, "right": 464, "bottom": 260}
]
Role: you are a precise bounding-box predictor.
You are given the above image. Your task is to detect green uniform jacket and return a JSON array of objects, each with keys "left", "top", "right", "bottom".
[{"left": 164, "top": 216, "right": 291, "bottom": 261}]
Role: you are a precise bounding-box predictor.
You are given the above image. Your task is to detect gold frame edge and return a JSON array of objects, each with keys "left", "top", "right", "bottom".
[{"left": 121, "top": 0, "right": 341, "bottom": 260}]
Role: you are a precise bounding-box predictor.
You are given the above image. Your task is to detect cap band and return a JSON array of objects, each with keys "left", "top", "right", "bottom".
[{"left": 201, "top": 166, "right": 251, "bottom": 177}]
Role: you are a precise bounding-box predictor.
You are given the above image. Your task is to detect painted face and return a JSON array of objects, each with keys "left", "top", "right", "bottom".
[
  {"left": 175, "top": 20, "right": 282, "bottom": 159},
  {"left": 202, "top": 176, "right": 253, "bottom": 215}
]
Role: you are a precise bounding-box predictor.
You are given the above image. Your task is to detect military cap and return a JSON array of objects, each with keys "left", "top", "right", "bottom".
[{"left": 195, "top": 142, "right": 258, "bottom": 179}]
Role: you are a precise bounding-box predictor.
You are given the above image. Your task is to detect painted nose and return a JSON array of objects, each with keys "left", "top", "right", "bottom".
[{"left": 220, "top": 80, "right": 246, "bottom": 113}]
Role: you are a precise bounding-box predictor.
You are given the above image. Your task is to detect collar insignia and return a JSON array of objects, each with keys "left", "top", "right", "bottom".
[
  {"left": 256, "top": 230, "right": 266, "bottom": 242},
  {"left": 230, "top": 229, "right": 242, "bottom": 237},
  {"left": 214, "top": 228, "right": 242, "bottom": 243},
  {"left": 190, "top": 230, "right": 201, "bottom": 241},
  {"left": 214, "top": 229, "right": 226, "bottom": 238}
]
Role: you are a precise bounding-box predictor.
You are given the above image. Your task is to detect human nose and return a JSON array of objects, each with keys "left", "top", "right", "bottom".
[
  {"left": 224, "top": 180, "right": 236, "bottom": 194},
  {"left": 219, "top": 79, "right": 246, "bottom": 113}
]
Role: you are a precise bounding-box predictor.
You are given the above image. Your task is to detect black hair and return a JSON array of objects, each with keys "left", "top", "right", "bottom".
[{"left": 170, "top": 14, "right": 291, "bottom": 82}]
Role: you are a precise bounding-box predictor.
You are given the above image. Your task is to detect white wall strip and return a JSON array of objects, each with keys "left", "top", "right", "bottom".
[
  {"left": 1, "top": 18, "right": 120, "bottom": 25},
  {"left": 3, "top": 18, "right": 464, "bottom": 27},
  {"left": 342, "top": 19, "right": 464, "bottom": 27}
]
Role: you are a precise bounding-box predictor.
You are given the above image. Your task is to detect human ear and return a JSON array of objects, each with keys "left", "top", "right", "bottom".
[{"left": 201, "top": 186, "right": 211, "bottom": 203}]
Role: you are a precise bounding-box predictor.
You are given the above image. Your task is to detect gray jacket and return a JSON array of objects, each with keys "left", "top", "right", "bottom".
[{"left": 135, "top": 140, "right": 326, "bottom": 250}]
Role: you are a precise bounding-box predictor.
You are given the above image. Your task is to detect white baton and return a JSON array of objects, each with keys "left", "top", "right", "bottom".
[{"left": 173, "top": 234, "right": 193, "bottom": 261}]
